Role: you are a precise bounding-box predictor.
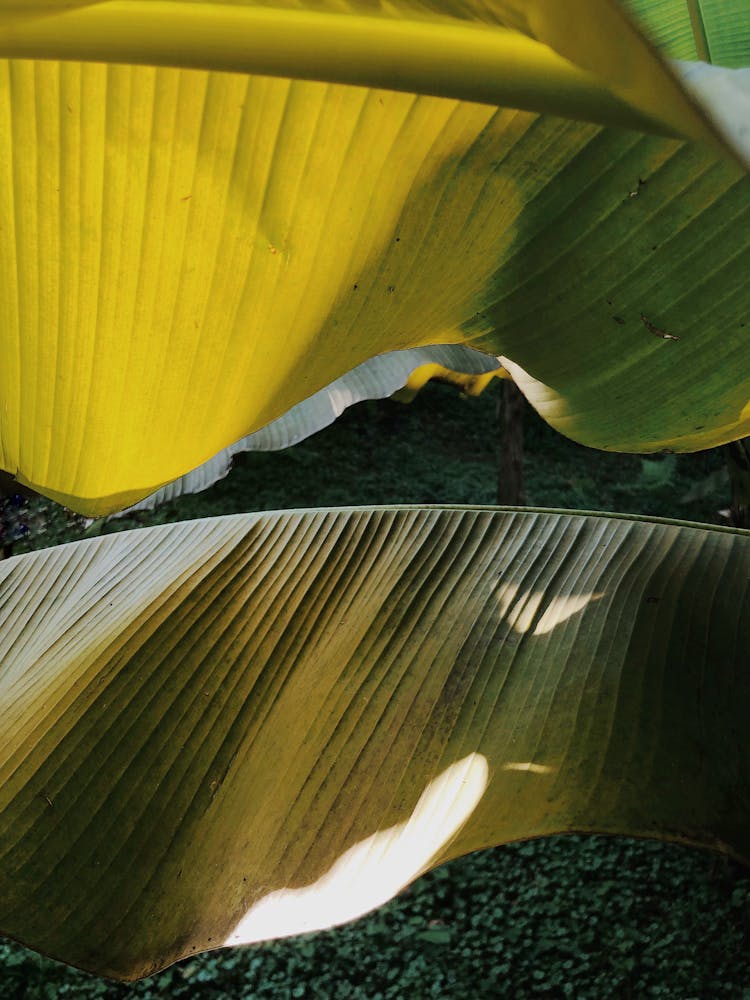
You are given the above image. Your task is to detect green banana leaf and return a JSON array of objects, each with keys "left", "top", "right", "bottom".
[
  {"left": 630, "top": 0, "right": 750, "bottom": 66},
  {"left": 0, "top": 0, "right": 747, "bottom": 513},
  {"left": 1, "top": 507, "right": 748, "bottom": 979},
  {"left": 1, "top": 0, "right": 750, "bottom": 983}
]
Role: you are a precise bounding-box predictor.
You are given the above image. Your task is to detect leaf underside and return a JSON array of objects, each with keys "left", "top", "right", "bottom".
[
  {"left": 1, "top": 507, "right": 748, "bottom": 979},
  {"left": 0, "top": 1, "right": 747, "bottom": 513},
  {"left": 115, "top": 344, "right": 502, "bottom": 515}
]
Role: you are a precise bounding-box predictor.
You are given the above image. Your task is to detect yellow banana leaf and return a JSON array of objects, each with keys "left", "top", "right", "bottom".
[
  {"left": 112, "top": 345, "right": 503, "bottom": 514},
  {"left": 0, "top": 0, "right": 747, "bottom": 513},
  {"left": 392, "top": 363, "right": 508, "bottom": 403},
  {"left": 2, "top": 3, "right": 750, "bottom": 981},
  {"left": 1, "top": 507, "right": 748, "bottom": 979}
]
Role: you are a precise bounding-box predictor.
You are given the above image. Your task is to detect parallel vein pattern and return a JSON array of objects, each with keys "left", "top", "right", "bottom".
[
  {"left": 0, "top": 1, "right": 748, "bottom": 512},
  {"left": 114, "top": 345, "right": 502, "bottom": 514},
  {"left": 0, "top": 507, "right": 748, "bottom": 978}
]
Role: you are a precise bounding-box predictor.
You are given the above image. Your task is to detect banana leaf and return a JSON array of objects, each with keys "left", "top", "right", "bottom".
[
  {"left": 1, "top": 506, "right": 748, "bottom": 978},
  {"left": 0, "top": 0, "right": 747, "bottom": 513}
]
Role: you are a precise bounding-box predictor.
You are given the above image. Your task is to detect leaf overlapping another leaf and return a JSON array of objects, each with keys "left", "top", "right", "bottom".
[
  {"left": 114, "top": 345, "right": 503, "bottom": 514},
  {"left": 0, "top": 2, "right": 748, "bottom": 981},
  {"left": 0, "top": 1, "right": 747, "bottom": 513}
]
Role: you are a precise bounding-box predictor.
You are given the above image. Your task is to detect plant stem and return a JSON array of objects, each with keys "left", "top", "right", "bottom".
[
  {"left": 496, "top": 380, "right": 526, "bottom": 506},
  {"left": 0, "top": 2, "right": 680, "bottom": 137},
  {"left": 725, "top": 438, "right": 750, "bottom": 529},
  {"left": 686, "top": 0, "right": 712, "bottom": 63}
]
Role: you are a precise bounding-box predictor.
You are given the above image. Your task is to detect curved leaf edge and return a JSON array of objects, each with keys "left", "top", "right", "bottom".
[{"left": 2, "top": 504, "right": 748, "bottom": 979}]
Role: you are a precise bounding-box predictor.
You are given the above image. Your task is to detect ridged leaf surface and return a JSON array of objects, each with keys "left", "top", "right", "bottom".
[
  {"left": 0, "top": 2, "right": 748, "bottom": 512},
  {"left": 1, "top": 507, "right": 748, "bottom": 978},
  {"left": 114, "top": 345, "right": 502, "bottom": 514}
]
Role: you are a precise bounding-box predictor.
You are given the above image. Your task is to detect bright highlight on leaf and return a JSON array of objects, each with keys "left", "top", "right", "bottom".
[
  {"left": 0, "top": 1, "right": 747, "bottom": 513},
  {"left": 0, "top": 1, "right": 748, "bottom": 987},
  {"left": 1, "top": 506, "right": 748, "bottom": 979},
  {"left": 225, "top": 753, "right": 490, "bottom": 945}
]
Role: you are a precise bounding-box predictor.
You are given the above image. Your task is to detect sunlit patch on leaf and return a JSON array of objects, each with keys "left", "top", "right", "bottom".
[
  {"left": 0, "top": 506, "right": 748, "bottom": 979},
  {"left": 224, "top": 753, "right": 489, "bottom": 944},
  {"left": 0, "top": 2, "right": 749, "bottom": 512}
]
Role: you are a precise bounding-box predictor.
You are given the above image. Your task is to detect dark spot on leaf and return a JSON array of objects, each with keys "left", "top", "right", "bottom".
[{"left": 640, "top": 314, "right": 679, "bottom": 341}]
